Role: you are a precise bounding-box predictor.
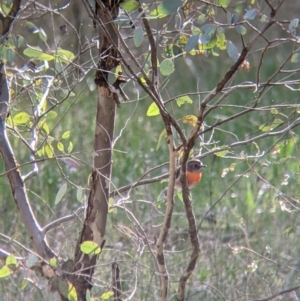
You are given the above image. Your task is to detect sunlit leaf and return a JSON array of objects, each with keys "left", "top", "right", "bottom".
[
  {"left": 59, "top": 281, "right": 78, "bottom": 301},
  {"left": 159, "top": 59, "right": 175, "bottom": 76},
  {"left": 6, "top": 254, "right": 18, "bottom": 270},
  {"left": 150, "top": 0, "right": 183, "bottom": 18},
  {"left": 57, "top": 142, "right": 64, "bottom": 152},
  {"left": 226, "top": 41, "right": 239, "bottom": 62},
  {"left": 12, "top": 112, "right": 30, "bottom": 125},
  {"left": 23, "top": 47, "right": 54, "bottom": 61},
  {"left": 54, "top": 183, "right": 67, "bottom": 205},
  {"left": 62, "top": 131, "right": 70, "bottom": 139},
  {"left": 49, "top": 257, "right": 57, "bottom": 268},
  {"left": 42, "top": 122, "right": 50, "bottom": 134},
  {"left": 100, "top": 291, "right": 114, "bottom": 300},
  {"left": 244, "top": 8, "right": 257, "bottom": 20},
  {"left": 45, "top": 144, "right": 54, "bottom": 158},
  {"left": 56, "top": 49, "right": 75, "bottom": 61},
  {"left": 146, "top": 102, "right": 160, "bottom": 116},
  {"left": 182, "top": 115, "right": 198, "bottom": 126},
  {"left": 0, "top": 265, "right": 13, "bottom": 278},
  {"left": 120, "top": 0, "right": 139, "bottom": 12},
  {"left": 80, "top": 241, "right": 101, "bottom": 255},
  {"left": 156, "top": 129, "right": 167, "bottom": 150},
  {"left": 176, "top": 95, "right": 193, "bottom": 107},
  {"left": 133, "top": 26, "right": 144, "bottom": 47},
  {"left": 216, "top": 0, "right": 231, "bottom": 8}
]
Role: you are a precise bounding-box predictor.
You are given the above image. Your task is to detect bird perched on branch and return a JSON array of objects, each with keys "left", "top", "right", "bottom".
[
  {"left": 175, "top": 159, "right": 206, "bottom": 189},
  {"left": 159, "top": 159, "right": 206, "bottom": 202}
]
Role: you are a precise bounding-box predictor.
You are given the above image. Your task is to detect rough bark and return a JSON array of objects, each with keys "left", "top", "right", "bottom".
[{"left": 72, "top": 1, "right": 120, "bottom": 299}]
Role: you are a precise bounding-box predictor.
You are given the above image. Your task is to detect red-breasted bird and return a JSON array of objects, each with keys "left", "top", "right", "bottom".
[
  {"left": 160, "top": 159, "right": 206, "bottom": 201},
  {"left": 174, "top": 159, "right": 206, "bottom": 189}
]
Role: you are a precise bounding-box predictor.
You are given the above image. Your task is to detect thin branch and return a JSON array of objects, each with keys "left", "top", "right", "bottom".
[{"left": 0, "top": 62, "right": 54, "bottom": 260}]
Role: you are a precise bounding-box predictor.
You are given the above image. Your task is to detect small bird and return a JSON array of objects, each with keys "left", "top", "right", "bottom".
[
  {"left": 174, "top": 159, "right": 206, "bottom": 189},
  {"left": 159, "top": 159, "right": 206, "bottom": 202}
]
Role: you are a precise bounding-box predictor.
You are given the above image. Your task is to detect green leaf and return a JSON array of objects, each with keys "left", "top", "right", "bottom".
[
  {"left": 185, "top": 35, "right": 199, "bottom": 53},
  {"left": 80, "top": 241, "right": 101, "bottom": 255},
  {"left": 150, "top": 0, "right": 183, "bottom": 18},
  {"left": 291, "top": 51, "right": 300, "bottom": 63},
  {"left": 156, "top": 129, "right": 167, "bottom": 150},
  {"left": 133, "top": 26, "right": 144, "bottom": 47},
  {"left": 62, "top": 131, "right": 70, "bottom": 139},
  {"left": 100, "top": 291, "right": 114, "bottom": 300},
  {"left": 227, "top": 41, "right": 239, "bottom": 62},
  {"left": 159, "top": 59, "right": 175, "bottom": 76},
  {"left": 56, "top": 49, "right": 75, "bottom": 61},
  {"left": 45, "top": 144, "right": 54, "bottom": 158},
  {"left": 68, "top": 141, "right": 73, "bottom": 153},
  {"left": 212, "top": 146, "right": 230, "bottom": 157},
  {"left": 26, "top": 21, "right": 39, "bottom": 33},
  {"left": 146, "top": 102, "right": 160, "bottom": 116},
  {"left": 39, "top": 28, "right": 47, "bottom": 42},
  {"left": 76, "top": 186, "right": 83, "bottom": 203},
  {"left": 6, "top": 254, "right": 18, "bottom": 268},
  {"left": 119, "top": 0, "right": 139, "bottom": 12},
  {"left": 0, "top": 265, "right": 13, "bottom": 278},
  {"left": 57, "top": 142, "right": 64, "bottom": 152},
  {"left": 236, "top": 25, "right": 247, "bottom": 35},
  {"left": 259, "top": 118, "right": 283, "bottom": 132},
  {"left": 42, "top": 122, "right": 50, "bottom": 134},
  {"left": 59, "top": 281, "right": 78, "bottom": 301},
  {"left": 46, "top": 111, "right": 57, "bottom": 119},
  {"left": 13, "top": 112, "right": 30, "bottom": 125},
  {"left": 23, "top": 47, "right": 54, "bottom": 61},
  {"left": 55, "top": 183, "right": 67, "bottom": 205},
  {"left": 176, "top": 95, "right": 193, "bottom": 107},
  {"left": 20, "top": 279, "right": 27, "bottom": 290},
  {"left": 49, "top": 257, "right": 57, "bottom": 268},
  {"left": 244, "top": 8, "right": 257, "bottom": 20},
  {"left": 216, "top": 0, "right": 231, "bottom": 8}
]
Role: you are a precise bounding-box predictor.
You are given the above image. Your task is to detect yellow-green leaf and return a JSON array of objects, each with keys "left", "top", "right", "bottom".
[
  {"left": 176, "top": 95, "right": 193, "bottom": 107},
  {"left": 146, "top": 102, "right": 160, "bottom": 116},
  {"left": 159, "top": 59, "right": 175, "bottom": 76},
  {"left": 68, "top": 141, "right": 73, "bottom": 153},
  {"left": 80, "top": 241, "right": 101, "bottom": 255},
  {"left": 12, "top": 112, "right": 30, "bottom": 125},
  {"left": 45, "top": 144, "right": 54, "bottom": 158},
  {"left": 100, "top": 291, "right": 114, "bottom": 300},
  {"left": 62, "top": 131, "right": 70, "bottom": 139},
  {"left": 57, "top": 142, "right": 64, "bottom": 152},
  {"left": 49, "top": 257, "right": 57, "bottom": 268},
  {"left": 0, "top": 265, "right": 13, "bottom": 278},
  {"left": 55, "top": 183, "right": 67, "bottom": 205}
]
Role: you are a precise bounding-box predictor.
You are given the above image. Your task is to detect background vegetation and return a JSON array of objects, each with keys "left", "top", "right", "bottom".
[{"left": 1, "top": 0, "right": 300, "bottom": 300}]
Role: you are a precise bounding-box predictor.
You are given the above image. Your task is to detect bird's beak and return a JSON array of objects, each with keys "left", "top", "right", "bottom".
[{"left": 201, "top": 165, "right": 207, "bottom": 168}]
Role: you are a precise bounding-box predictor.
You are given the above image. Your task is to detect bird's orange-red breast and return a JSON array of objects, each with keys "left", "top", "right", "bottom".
[{"left": 175, "top": 159, "right": 206, "bottom": 189}]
